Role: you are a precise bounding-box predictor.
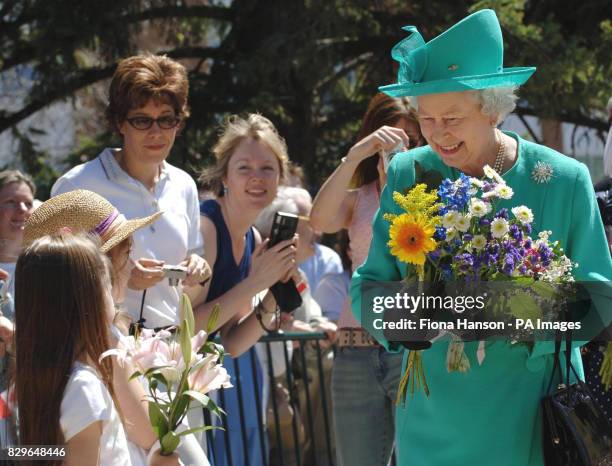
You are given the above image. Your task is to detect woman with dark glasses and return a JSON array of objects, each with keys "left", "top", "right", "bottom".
[
  {"left": 51, "top": 54, "right": 211, "bottom": 464},
  {"left": 53, "top": 53, "right": 209, "bottom": 330}
]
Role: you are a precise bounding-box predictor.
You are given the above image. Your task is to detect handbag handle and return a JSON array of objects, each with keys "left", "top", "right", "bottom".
[{"left": 546, "top": 308, "right": 581, "bottom": 396}]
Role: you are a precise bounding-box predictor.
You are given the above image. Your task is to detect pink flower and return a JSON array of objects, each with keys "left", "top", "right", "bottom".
[
  {"left": 191, "top": 330, "right": 207, "bottom": 354},
  {"left": 188, "top": 354, "right": 232, "bottom": 394},
  {"left": 131, "top": 338, "right": 182, "bottom": 383}
]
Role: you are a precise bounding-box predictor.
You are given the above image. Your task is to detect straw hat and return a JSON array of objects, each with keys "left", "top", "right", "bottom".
[{"left": 23, "top": 190, "right": 162, "bottom": 253}]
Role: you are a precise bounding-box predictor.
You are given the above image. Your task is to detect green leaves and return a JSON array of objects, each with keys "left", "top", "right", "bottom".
[
  {"left": 148, "top": 402, "right": 169, "bottom": 440},
  {"left": 161, "top": 431, "right": 180, "bottom": 456},
  {"left": 207, "top": 304, "right": 221, "bottom": 336},
  {"left": 180, "top": 293, "right": 195, "bottom": 366}
]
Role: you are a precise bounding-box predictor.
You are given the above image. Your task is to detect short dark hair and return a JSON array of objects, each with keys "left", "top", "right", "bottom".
[{"left": 105, "top": 54, "right": 190, "bottom": 132}]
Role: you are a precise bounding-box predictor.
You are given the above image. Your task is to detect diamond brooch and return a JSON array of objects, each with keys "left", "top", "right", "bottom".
[{"left": 531, "top": 161, "right": 554, "bottom": 184}]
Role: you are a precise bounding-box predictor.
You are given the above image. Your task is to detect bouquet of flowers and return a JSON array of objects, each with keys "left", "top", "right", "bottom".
[
  {"left": 102, "top": 295, "right": 231, "bottom": 455},
  {"left": 384, "top": 164, "right": 580, "bottom": 404}
]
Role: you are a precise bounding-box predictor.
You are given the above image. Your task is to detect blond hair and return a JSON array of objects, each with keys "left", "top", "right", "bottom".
[{"left": 199, "top": 114, "right": 289, "bottom": 196}]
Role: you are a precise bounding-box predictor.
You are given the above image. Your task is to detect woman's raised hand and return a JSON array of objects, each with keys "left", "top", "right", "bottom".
[
  {"left": 250, "top": 235, "right": 298, "bottom": 291},
  {"left": 345, "top": 125, "right": 411, "bottom": 165}
]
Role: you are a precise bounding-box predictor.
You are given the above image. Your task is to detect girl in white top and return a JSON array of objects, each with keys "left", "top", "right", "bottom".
[{"left": 14, "top": 233, "right": 177, "bottom": 466}]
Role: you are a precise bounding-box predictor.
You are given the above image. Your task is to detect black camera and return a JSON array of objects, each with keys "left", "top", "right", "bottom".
[{"left": 268, "top": 212, "right": 302, "bottom": 313}]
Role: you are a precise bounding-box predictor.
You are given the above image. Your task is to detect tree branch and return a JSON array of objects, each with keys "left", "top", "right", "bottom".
[
  {"left": 313, "top": 52, "right": 373, "bottom": 93},
  {"left": 515, "top": 106, "right": 608, "bottom": 132},
  {"left": 123, "top": 5, "right": 233, "bottom": 23},
  {"left": 515, "top": 112, "right": 541, "bottom": 144},
  {"left": 0, "top": 66, "right": 116, "bottom": 134},
  {"left": 0, "top": 46, "right": 221, "bottom": 134},
  {"left": 0, "top": 4, "right": 233, "bottom": 74}
]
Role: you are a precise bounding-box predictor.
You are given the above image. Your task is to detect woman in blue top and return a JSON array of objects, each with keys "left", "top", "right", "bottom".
[
  {"left": 350, "top": 9, "right": 612, "bottom": 466},
  {"left": 196, "top": 114, "right": 298, "bottom": 466}
]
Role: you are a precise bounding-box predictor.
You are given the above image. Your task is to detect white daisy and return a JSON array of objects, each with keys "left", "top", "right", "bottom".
[
  {"left": 446, "top": 227, "right": 458, "bottom": 241},
  {"left": 455, "top": 214, "right": 472, "bottom": 232},
  {"left": 442, "top": 211, "right": 459, "bottom": 229},
  {"left": 483, "top": 164, "right": 504, "bottom": 184},
  {"left": 495, "top": 184, "right": 514, "bottom": 200},
  {"left": 470, "top": 178, "right": 484, "bottom": 189},
  {"left": 468, "top": 198, "right": 492, "bottom": 217},
  {"left": 511, "top": 206, "right": 534, "bottom": 224},
  {"left": 471, "top": 235, "right": 487, "bottom": 250},
  {"left": 490, "top": 217, "right": 509, "bottom": 239}
]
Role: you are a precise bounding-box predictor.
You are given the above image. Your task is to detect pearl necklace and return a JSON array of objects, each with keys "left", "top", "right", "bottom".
[{"left": 493, "top": 130, "right": 506, "bottom": 174}]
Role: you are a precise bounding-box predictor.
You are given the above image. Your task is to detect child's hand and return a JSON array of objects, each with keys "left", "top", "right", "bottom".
[
  {"left": 148, "top": 449, "right": 180, "bottom": 466},
  {"left": 0, "top": 316, "right": 14, "bottom": 358}
]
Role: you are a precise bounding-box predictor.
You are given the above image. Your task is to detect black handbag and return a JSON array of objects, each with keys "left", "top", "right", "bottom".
[{"left": 541, "top": 329, "right": 612, "bottom": 466}]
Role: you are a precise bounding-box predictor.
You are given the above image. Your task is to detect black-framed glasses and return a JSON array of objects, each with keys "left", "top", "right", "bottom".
[{"left": 125, "top": 115, "right": 181, "bottom": 130}]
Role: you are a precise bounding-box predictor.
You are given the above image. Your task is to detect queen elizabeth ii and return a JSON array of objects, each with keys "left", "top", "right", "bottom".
[{"left": 350, "top": 9, "right": 612, "bottom": 466}]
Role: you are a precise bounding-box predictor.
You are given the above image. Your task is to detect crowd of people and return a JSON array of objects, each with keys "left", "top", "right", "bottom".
[{"left": 0, "top": 8, "right": 610, "bottom": 466}]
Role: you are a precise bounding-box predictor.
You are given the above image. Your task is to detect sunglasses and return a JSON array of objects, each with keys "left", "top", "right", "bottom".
[{"left": 125, "top": 115, "right": 181, "bottom": 131}]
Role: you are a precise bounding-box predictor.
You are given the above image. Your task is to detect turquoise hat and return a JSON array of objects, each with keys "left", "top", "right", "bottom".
[{"left": 379, "top": 9, "right": 536, "bottom": 97}]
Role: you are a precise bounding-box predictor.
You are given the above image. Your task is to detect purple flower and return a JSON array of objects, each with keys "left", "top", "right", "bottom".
[
  {"left": 538, "top": 244, "right": 553, "bottom": 266},
  {"left": 455, "top": 253, "right": 475, "bottom": 273},
  {"left": 523, "top": 223, "right": 532, "bottom": 235},
  {"left": 479, "top": 218, "right": 491, "bottom": 227},
  {"left": 487, "top": 243, "right": 500, "bottom": 256},
  {"left": 495, "top": 208, "right": 509, "bottom": 219},
  {"left": 502, "top": 255, "right": 515, "bottom": 275},
  {"left": 509, "top": 224, "right": 522, "bottom": 242},
  {"left": 463, "top": 233, "right": 473, "bottom": 242}
]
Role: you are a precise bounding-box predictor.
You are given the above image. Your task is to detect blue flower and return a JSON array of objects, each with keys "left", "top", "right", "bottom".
[
  {"left": 479, "top": 217, "right": 491, "bottom": 227},
  {"left": 438, "top": 174, "right": 471, "bottom": 211},
  {"left": 434, "top": 226, "right": 447, "bottom": 241}
]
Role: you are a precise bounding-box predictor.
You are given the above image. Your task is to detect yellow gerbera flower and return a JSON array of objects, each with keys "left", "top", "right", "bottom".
[{"left": 388, "top": 213, "right": 437, "bottom": 266}]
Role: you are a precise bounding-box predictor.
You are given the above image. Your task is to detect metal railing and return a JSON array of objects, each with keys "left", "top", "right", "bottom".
[{"left": 205, "top": 332, "right": 335, "bottom": 466}]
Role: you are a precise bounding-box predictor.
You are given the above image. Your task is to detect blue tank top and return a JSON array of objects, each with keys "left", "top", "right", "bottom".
[
  {"left": 199, "top": 199, "right": 256, "bottom": 302},
  {"left": 199, "top": 199, "right": 265, "bottom": 466}
]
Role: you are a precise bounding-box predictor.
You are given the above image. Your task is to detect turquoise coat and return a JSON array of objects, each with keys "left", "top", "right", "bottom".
[{"left": 350, "top": 132, "right": 612, "bottom": 466}]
